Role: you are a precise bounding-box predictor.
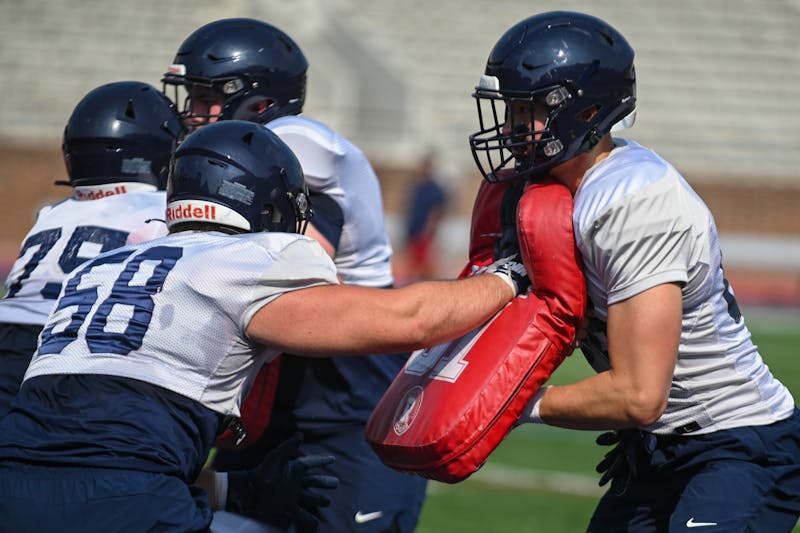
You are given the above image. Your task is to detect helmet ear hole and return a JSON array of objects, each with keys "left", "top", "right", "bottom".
[
  {"left": 576, "top": 105, "right": 600, "bottom": 122},
  {"left": 247, "top": 98, "right": 271, "bottom": 114}
]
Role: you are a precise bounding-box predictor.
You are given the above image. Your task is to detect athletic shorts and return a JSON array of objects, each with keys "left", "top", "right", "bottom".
[
  {"left": 216, "top": 424, "right": 427, "bottom": 533},
  {"left": 0, "top": 461, "right": 213, "bottom": 533},
  {"left": 588, "top": 408, "right": 800, "bottom": 532},
  {"left": 298, "top": 426, "right": 428, "bottom": 533}
]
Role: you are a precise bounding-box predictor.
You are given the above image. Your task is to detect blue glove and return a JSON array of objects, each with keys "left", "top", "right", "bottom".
[{"left": 226, "top": 432, "right": 339, "bottom": 531}]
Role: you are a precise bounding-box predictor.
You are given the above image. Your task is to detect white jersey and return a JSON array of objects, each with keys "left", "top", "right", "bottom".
[
  {"left": 24, "top": 230, "right": 338, "bottom": 417},
  {"left": 266, "top": 115, "right": 393, "bottom": 287},
  {"left": 0, "top": 188, "right": 166, "bottom": 326},
  {"left": 574, "top": 138, "right": 795, "bottom": 435}
]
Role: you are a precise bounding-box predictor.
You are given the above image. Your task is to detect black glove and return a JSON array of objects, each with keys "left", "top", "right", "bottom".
[
  {"left": 595, "top": 429, "right": 656, "bottom": 496},
  {"left": 226, "top": 432, "right": 339, "bottom": 532},
  {"left": 484, "top": 253, "right": 531, "bottom": 295}
]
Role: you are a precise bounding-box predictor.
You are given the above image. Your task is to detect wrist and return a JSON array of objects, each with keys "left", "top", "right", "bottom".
[
  {"left": 488, "top": 270, "right": 516, "bottom": 299},
  {"left": 517, "top": 386, "right": 551, "bottom": 426}
]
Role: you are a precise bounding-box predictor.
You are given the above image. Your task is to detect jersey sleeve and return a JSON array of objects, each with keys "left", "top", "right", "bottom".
[
  {"left": 241, "top": 236, "right": 340, "bottom": 330},
  {"left": 586, "top": 177, "right": 692, "bottom": 305},
  {"left": 266, "top": 118, "right": 342, "bottom": 194}
]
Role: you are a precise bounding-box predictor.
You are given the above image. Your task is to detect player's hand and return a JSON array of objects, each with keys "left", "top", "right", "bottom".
[
  {"left": 595, "top": 429, "right": 655, "bottom": 495},
  {"left": 483, "top": 253, "right": 531, "bottom": 295},
  {"left": 226, "top": 432, "right": 339, "bottom": 532}
]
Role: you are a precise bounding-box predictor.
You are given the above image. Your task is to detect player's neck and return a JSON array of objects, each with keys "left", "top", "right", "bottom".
[{"left": 551, "top": 136, "right": 614, "bottom": 196}]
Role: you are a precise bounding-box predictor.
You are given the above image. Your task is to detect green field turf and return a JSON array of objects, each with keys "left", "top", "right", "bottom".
[{"left": 415, "top": 310, "right": 800, "bottom": 532}]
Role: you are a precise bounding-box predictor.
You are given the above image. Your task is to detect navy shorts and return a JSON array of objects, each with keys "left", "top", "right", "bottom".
[
  {"left": 0, "top": 461, "right": 213, "bottom": 533},
  {"left": 218, "top": 425, "right": 427, "bottom": 533},
  {"left": 0, "top": 322, "right": 41, "bottom": 418},
  {"left": 588, "top": 409, "right": 800, "bottom": 532},
  {"left": 299, "top": 426, "right": 428, "bottom": 533}
]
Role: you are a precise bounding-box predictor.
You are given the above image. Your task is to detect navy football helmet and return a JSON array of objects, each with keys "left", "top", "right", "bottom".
[
  {"left": 469, "top": 11, "right": 636, "bottom": 182},
  {"left": 62, "top": 81, "right": 185, "bottom": 189},
  {"left": 162, "top": 18, "right": 308, "bottom": 128},
  {"left": 167, "top": 121, "right": 310, "bottom": 234}
]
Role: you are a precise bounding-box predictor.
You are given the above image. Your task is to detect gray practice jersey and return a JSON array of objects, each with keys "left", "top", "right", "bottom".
[
  {"left": 574, "top": 139, "right": 795, "bottom": 435},
  {"left": 24, "top": 230, "right": 338, "bottom": 417},
  {"left": 0, "top": 187, "right": 166, "bottom": 326},
  {"left": 267, "top": 115, "right": 394, "bottom": 287}
]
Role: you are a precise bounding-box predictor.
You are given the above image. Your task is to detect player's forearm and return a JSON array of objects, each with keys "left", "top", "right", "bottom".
[
  {"left": 247, "top": 273, "right": 513, "bottom": 357},
  {"left": 389, "top": 273, "right": 514, "bottom": 349},
  {"left": 534, "top": 370, "right": 665, "bottom": 430},
  {"left": 300, "top": 273, "right": 513, "bottom": 356}
]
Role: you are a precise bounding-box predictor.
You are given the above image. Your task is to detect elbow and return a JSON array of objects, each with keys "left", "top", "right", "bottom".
[{"left": 623, "top": 391, "right": 667, "bottom": 427}]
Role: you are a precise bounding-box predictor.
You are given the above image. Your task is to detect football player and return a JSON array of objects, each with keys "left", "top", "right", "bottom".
[
  {"left": 0, "top": 120, "right": 527, "bottom": 531},
  {"left": 162, "top": 18, "right": 427, "bottom": 532},
  {"left": 473, "top": 11, "right": 800, "bottom": 531},
  {"left": 0, "top": 81, "right": 183, "bottom": 417}
]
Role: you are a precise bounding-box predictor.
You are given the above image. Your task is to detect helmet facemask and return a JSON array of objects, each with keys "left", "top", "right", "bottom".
[
  {"left": 163, "top": 67, "right": 306, "bottom": 131},
  {"left": 470, "top": 78, "right": 580, "bottom": 183},
  {"left": 164, "top": 72, "right": 246, "bottom": 130}
]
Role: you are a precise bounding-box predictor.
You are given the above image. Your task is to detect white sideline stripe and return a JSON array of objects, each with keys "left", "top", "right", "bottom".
[{"left": 444, "top": 464, "right": 604, "bottom": 498}]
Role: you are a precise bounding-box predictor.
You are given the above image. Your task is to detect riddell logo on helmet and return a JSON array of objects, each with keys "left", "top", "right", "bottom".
[
  {"left": 74, "top": 185, "right": 127, "bottom": 200},
  {"left": 166, "top": 64, "right": 187, "bottom": 76},
  {"left": 166, "top": 203, "right": 217, "bottom": 222}
]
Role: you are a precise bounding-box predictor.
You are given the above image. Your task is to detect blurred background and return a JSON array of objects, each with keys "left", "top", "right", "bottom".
[{"left": 1, "top": 0, "right": 800, "bottom": 305}]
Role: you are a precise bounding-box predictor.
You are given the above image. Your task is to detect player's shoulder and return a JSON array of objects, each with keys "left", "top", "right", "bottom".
[
  {"left": 266, "top": 114, "right": 331, "bottom": 136},
  {"left": 189, "top": 230, "right": 321, "bottom": 261},
  {"left": 266, "top": 115, "right": 354, "bottom": 157},
  {"left": 602, "top": 138, "right": 671, "bottom": 181},
  {"left": 106, "top": 190, "right": 167, "bottom": 211},
  {"left": 237, "top": 230, "right": 306, "bottom": 246},
  {"left": 28, "top": 196, "right": 88, "bottom": 227},
  {"left": 31, "top": 198, "right": 69, "bottom": 219},
  {"left": 579, "top": 139, "right": 676, "bottom": 205},
  {"left": 138, "top": 231, "right": 280, "bottom": 269},
  {"left": 240, "top": 231, "right": 326, "bottom": 256},
  {"left": 228, "top": 231, "right": 337, "bottom": 281},
  {"left": 123, "top": 189, "right": 167, "bottom": 202},
  {"left": 60, "top": 189, "right": 165, "bottom": 211}
]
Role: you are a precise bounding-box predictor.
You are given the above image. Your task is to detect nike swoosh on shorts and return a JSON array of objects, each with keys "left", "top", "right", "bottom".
[
  {"left": 354, "top": 510, "right": 384, "bottom": 524},
  {"left": 686, "top": 517, "right": 718, "bottom": 528}
]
